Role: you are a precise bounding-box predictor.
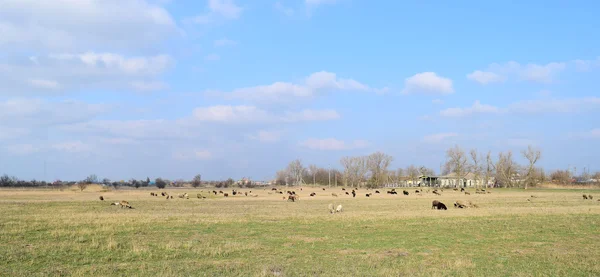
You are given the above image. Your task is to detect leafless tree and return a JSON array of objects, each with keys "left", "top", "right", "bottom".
[
  {"left": 444, "top": 145, "right": 468, "bottom": 187},
  {"left": 406, "top": 165, "right": 419, "bottom": 186},
  {"left": 521, "top": 145, "right": 542, "bottom": 189},
  {"left": 340, "top": 156, "right": 369, "bottom": 187},
  {"left": 484, "top": 151, "right": 494, "bottom": 189},
  {"left": 308, "top": 164, "right": 318, "bottom": 185},
  {"left": 192, "top": 174, "right": 202, "bottom": 188},
  {"left": 367, "top": 152, "right": 393, "bottom": 188},
  {"left": 286, "top": 159, "right": 305, "bottom": 186},
  {"left": 77, "top": 182, "right": 88, "bottom": 192},
  {"left": 495, "top": 151, "right": 520, "bottom": 187},
  {"left": 470, "top": 149, "right": 482, "bottom": 188},
  {"left": 550, "top": 170, "right": 571, "bottom": 185}
]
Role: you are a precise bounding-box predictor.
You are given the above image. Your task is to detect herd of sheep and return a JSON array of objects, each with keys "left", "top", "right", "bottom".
[{"left": 98, "top": 186, "right": 597, "bottom": 213}]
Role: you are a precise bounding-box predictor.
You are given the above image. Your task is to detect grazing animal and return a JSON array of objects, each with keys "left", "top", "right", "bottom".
[
  {"left": 431, "top": 200, "right": 440, "bottom": 209},
  {"left": 345, "top": 192, "right": 349, "bottom": 195},
  {"left": 432, "top": 201, "right": 447, "bottom": 210},
  {"left": 99, "top": 196, "right": 104, "bottom": 201},
  {"left": 454, "top": 200, "right": 474, "bottom": 208},
  {"left": 212, "top": 191, "right": 217, "bottom": 195},
  {"left": 342, "top": 188, "right": 346, "bottom": 191},
  {"left": 332, "top": 193, "right": 338, "bottom": 197},
  {"left": 403, "top": 190, "right": 409, "bottom": 196},
  {"left": 272, "top": 188, "right": 277, "bottom": 191},
  {"left": 310, "top": 192, "right": 316, "bottom": 197},
  {"left": 433, "top": 190, "right": 441, "bottom": 196},
  {"left": 453, "top": 188, "right": 458, "bottom": 191},
  {"left": 245, "top": 192, "right": 248, "bottom": 196},
  {"left": 351, "top": 190, "right": 356, "bottom": 198},
  {"left": 415, "top": 190, "right": 420, "bottom": 193},
  {"left": 464, "top": 191, "right": 471, "bottom": 195},
  {"left": 224, "top": 193, "right": 229, "bottom": 197},
  {"left": 219, "top": 191, "right": 224, "bottom": 194},
  {"left": 232, "top": 191, "right": 237, "bottom": 196},
  {"left": 460, "top": 188, "right": 465, "bottom": 192},
  {"left": 161, "top": 192, "right": 166, "bottom": 196},
  {"left": 328, "top": 203, "right": 335, "bottom": 214},
  {"left": 322, "top": 188, "right": 326, "bottom": 191},
  {"left": 588, "top": 194, "right": 593, "bottom": 200},
  {"left": 279, "top": 191, "right": 283, "bottom": 194},
  {"left": 288, "top": 195, "right": 298, "bottom": 202},
  {"left": 336, "top": 204, "right": 343, "bottom": 213},
  {"left": 365, "top": 193, "right": 371, "bottom": 197},
  {"left": 111, "top": 200, "right": 134, "bottom": 209},
  {"left": 150, "top": 192, "right": 155, "bottom": 196},
  {"left": 583, "top": 194, "right": 589, "bottom": 200},
  {"left": 282, "top": 196, "right": 286, "bottom": 200},
  {"left": 375, "top": 190, "right": 380, "bottom": 194}
]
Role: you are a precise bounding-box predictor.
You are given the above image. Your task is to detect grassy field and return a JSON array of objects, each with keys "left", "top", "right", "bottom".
[{"left": 1, "top": 186, "right": 599, "bottom": 277}]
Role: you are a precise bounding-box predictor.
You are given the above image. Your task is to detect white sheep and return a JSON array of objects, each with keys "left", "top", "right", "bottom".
[{"left": 336, "top": 204, "right": 343, "bottom": 213}]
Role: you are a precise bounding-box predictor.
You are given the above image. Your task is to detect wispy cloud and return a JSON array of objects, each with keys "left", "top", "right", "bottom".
[
  {"left": 468, "top": 61, "right": 566, "bottom": 84},
  {"left": 299, "top": 138, "right": 369, "bottom": 151},
  {"left": 401, "top": 72, "right": 454, "bottom": 95},
  {"left": 423, "top": 132, "right": 458, "bottom": 143}
]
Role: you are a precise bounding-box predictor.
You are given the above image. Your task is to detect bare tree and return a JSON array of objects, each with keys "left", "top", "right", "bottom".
[
  {"left": 470, "top": 149, "right": 482, "bottom": 188},
  {"left": 406, "top": 165, "right": 419, "bottom": 186},
  {"left": 192, "top": 174, "right": 202, "bottom": 188},
  {"left": 77, "top": 182, "right": 88, "bottom": 191},
  {"left": 445, "top": 145, "right": 468, "bottom": 187},
  {"left": 495, "top": 151, "right": 519, "bottom": 187},
  {"left": 521, "top": 145, "right": 541, "bottom": 189},
  {"left": 286, "top": 159, "right": 305, "bottom": 186},
  {"left": 485, "top": 151, "right": 494, "bottom": 189},
  {"left": 308, "top": 164, "right": 318, "bottom": 185},
  {"left": 550, "top": 170, "right": 571, "bottom": 185},
  {"left": 367, "top": 152, "right": 393, "bottom": 188}
]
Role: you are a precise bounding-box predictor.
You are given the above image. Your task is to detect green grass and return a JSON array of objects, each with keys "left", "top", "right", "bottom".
[{"left": 1, "top": 188, "right": 599, "bottom": 276}]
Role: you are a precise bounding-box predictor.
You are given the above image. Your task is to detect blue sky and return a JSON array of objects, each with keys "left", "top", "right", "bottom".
[{"left": 1, "top": 0, "right": 599, "bottom": 181}]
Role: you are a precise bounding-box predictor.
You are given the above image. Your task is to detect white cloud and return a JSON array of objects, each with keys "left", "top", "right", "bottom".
[
  {"left": 423, "top": 133, "right": 458, "bottom": 143},
  {"left": 299, "top": 138, "right": 369, "bottom": 151},
  {"left": 508, "top": 97, "right": 600, "bottom": 114},
  {"left": 0, "top": 0, "right": 179, "bottom": 51},
  {"left": 275, "top": 2, "right": 295, "bottom": 16},
  {"left": 214, "top": 38, "right": 237, "bottom": 47},
  {"left": 469, "top": 61, "right": 566, "bottom": 84},
  {"left": 204, "top": 54, "right": 221, "bottom": 61},
  {"left": 432, "top": 99, "right": 443, "bottom": 104},
  {"left": 52, "top": 141, "right": 92, "bottom": 153},
  {"left": 49, "top": 52, "right": 172, "bottom": 75},
  {"left": 131, "top": 81, "right": 168, "bottom": 92},
  {"left": 440, "top": 100, "right": 500, "bottom": 117},
  {"left": 213, "top": 71, "right": 385, "bottom": 103},
  {"left": 0, "top": 98, "right": 109, "bottom": 127},
  {"left": 4, "top": 144, "right": 41, "bottom": 155},
  {"left": 247, "top": 130, "right": 283, "bottom": 143},
  {"left": 192, "top": 105, "right": 340, "bottom": 123},
  {"left": 466, "top": 70, "right": 505, "bottom": 85},
  {"left": 305, "top": 0, "right": 337, "bottom": 6},
  {"left": 173, "top": 149, "right": 213, "bottom": 161},
  {"left": 401, "top": 72, "right": 454, "bottom": 95},
  {"left": 186, "top": 0, "right": 242, "bottom": 24},
  {"left": 29, "top": 79, "right": 60, "bottom": 90}
]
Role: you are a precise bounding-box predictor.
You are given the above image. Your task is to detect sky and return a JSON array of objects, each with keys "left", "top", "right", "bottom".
[{"left": 1, "top": 0, "right": 599, "bottom": 182}]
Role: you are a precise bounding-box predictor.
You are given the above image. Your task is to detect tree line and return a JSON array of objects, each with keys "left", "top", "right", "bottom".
[{"left": 275, "top": 145, "right": 600, "bottom": 189}]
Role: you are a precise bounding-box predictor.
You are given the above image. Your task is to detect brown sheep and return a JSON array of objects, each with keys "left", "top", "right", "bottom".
[
  {"left": 332, "top": 193, "right": 338, "bottom": 197},
  {"left": 431, "top": 200, "right": 440, "bottom": 209},
  {"left": 583, "top": 194, "right": 588, "bottom": 200},
  {"left": 432, "top": 201, "right": 447, "bottom": 210},
  {"left": 224, "top": 193, "right": 229, "bottom": 197},
  {"left": 288, "top": 195, "right": 298, "bottom": 202},
  {"left": 589, "top": 195, "right": 593, "bottom": 200},
  {"left": 464, "top": 191, "right": 471, "bottom": 195},
  {"left": 99, "top": 196, "right": 104, "bottom": 201}
]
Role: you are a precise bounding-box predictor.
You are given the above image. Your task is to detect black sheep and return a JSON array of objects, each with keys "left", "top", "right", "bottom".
[
  {"left": 403, "top": 190, "right": 409, "bottom": 196},
  {"left": 432, "top": 201, "right": 447, "bottom": 210}
]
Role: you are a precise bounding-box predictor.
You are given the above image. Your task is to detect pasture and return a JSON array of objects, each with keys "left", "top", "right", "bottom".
[{"left": 1, "top": 186, "right": 599, "bottom": 277}]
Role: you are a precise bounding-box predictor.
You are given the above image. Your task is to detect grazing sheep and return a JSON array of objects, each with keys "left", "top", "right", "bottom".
[
  {"left": 219, "top": 191, "right": 224, "bottom": 194},
  {"left": 310, "top": 192, "right": 316, "bottom": 197},
  {"left": 432, "top": 201, "right": 447, "bottom": 210},
  {"left": 224, "top": 193, "right": 229, "bottom": 197},
  {"left": 454, "top": 200, "right": 472, "bottom": 208},
  {"left": 431, "top": 200, "right": 440, "bottom": 209},
  {"left": 342, "top": 188, "right": 346, "bottom": 191},
  {"left": 328, "top": 203, "right": 335, "bottom": 214},
  {"left": 415, "top": 190, "right": 420, "bottom": 193},
  {"left": 403, "top": 190, "right": 409, "bottom": 196},
  {"left": 351, "top": 190, "right": 356, "bottom": 198},
  {"left": 336, "top": 204, "right": 343, "bottom": 213},
  {"left": 583, "top": 194, "right": 589, "bottom": 200},
  {"left": 150, "top": 192, "right": 155, "bottom": 196},
  {"left": 375, "top": 190, "right": 380, "bottom": 194},
  {"left": 464, "top": 191, "right": 471, "bottom": 195},
  {"left": 322, "top": 188, "right": 326, "bottom": 191},
  {"left": 232, "top": 191, "right": 237, "bottom": 196},
  {"left": 99, "top": 196, "right": 104, "bottom": 201},
  {"left": 279, "top": 191, "right": 283, "bottom": 194},
  {"left": 588, "top": 195, "right": 593, "bottom": 200},
  {"left": 433, "top": 190, "right": 441, "bottom": 196},
  {"left": 111, "top": 200, "right": 134, "bottom": 209},
  {"left": 460, "top": 188, "right": 465, "bottom": 192},
  {"left": 212, "top": 190, "right": 217, "bottom": 195},
  {"left": 245, "top": 192, "right": 248, "bottom": 196},
  {"left": 345, "top": 192, "right": 349, "bottom": 195},
  {"left": 332, "top": 193, "right": 338, "bottom": 197},
  {"left": 161, "top": 192, "right": 166, "bottom": 196},
  {"left": 288, "top": 195, "right": 298, "bottom": 202},
  {"left": 453, "top": 188, "right": 458, "bottom": 191},
  {"left": 365, "top": 193, "right": 371, "bottom": 197}
]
